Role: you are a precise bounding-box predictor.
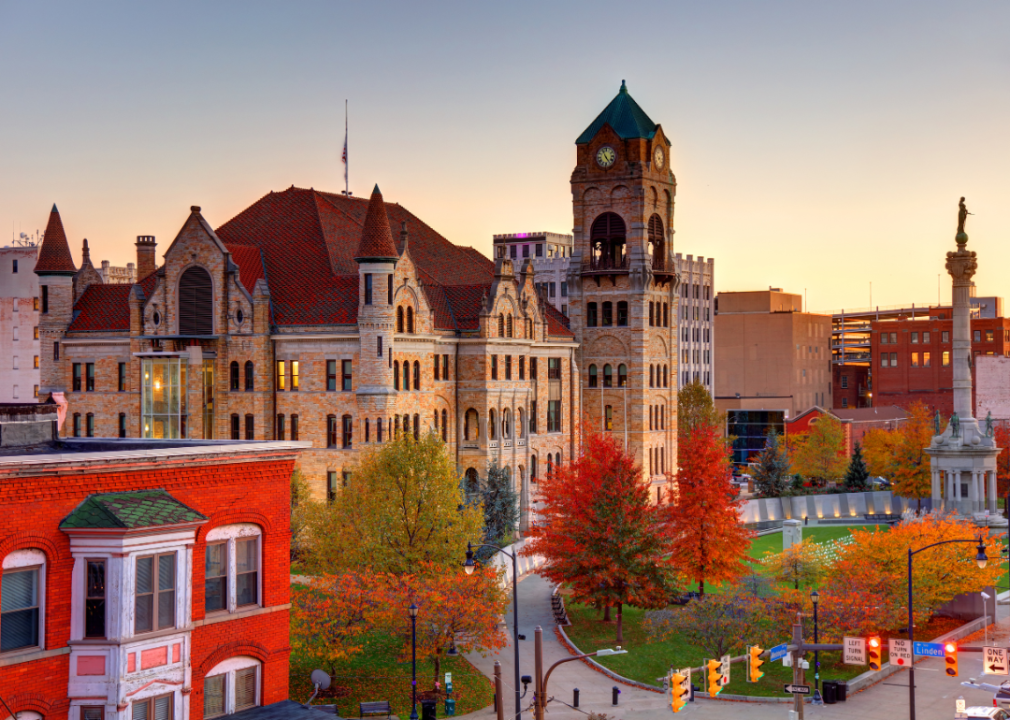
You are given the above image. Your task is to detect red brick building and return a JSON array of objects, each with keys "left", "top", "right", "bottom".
[
  {"left": 785, "top": 404, "right": 907, "bottom": 457},
  {"left": 871, "top": 311, "right": 1010, "bottom": 414},
  {"left": 0, "top": 403, "right": 305, "bottom": 720}
]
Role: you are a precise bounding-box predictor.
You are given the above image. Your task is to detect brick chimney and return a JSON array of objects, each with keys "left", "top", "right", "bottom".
[{"left": 135, "top": 235, "right": 156, "bottom": 279}]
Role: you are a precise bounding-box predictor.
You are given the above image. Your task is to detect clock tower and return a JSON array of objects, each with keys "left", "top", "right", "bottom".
[{"left": 566, "top": 81, "right": 679, "bottom": 499}]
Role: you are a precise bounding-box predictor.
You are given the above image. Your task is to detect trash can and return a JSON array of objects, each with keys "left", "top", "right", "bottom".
[
  {"left": 421, "top": 699, "right": 437, "bottom": 720},
  {"left": 822, "top": 681, "right": 838, "bottom": 705},
  {"left": 836, "top": 681, "right": 848, "bottom": 702}
]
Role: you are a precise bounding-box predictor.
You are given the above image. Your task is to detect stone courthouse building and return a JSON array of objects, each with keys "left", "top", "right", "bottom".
[{"left": 36, "top": 82, "right": 679, "bottom": 512}]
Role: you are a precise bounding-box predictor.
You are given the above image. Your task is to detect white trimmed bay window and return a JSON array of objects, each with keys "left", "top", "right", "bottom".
[{"left": 205, "top": 524, "right": 261, "bottom": 614}]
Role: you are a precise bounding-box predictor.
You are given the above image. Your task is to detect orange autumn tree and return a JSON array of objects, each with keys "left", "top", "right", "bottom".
[
  {"left": 862, "top": 401, "right": 933, "bottom": 509},
  {"left": 524, "top": 430, "right": 674, "bottom": 643},
  {"left": 827, "top": 515, "right": 1002, "bottom": 629},
  {"left": 669, "top": 419, "right": 753, "bottom": 595},
  {"left": 382, "top": 561, "right": 508, "bottom": 688}
]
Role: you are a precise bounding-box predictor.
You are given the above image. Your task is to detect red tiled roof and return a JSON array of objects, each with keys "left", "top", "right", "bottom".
[
  {"left": 35, "top": 205, "right": 77, "bottom": 275},
  {"left": 354, "top": 186, "right": 399, "bottom": 260},
  {"left": 544, "top": 302, "right": 575, "bottom": 338},
  {"left": 440, "top": 285, "right": 488, "bottom": 331},
  {"left": 68, "top": 284, "right": 132, "bottom": 332},
  {"left": 226, "top": 244, "right": 266, "bottom": 293}
]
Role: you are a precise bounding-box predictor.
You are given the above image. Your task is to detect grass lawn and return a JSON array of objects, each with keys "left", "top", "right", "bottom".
[
  {"left": 748, "top": 525, "right": 877, "bottom": 562},
  {"left": 564, "top": 602, "right": 965, "bottom": 698},
  {"left": 290, "top": 629, "right": 494, "bottom": 716}
]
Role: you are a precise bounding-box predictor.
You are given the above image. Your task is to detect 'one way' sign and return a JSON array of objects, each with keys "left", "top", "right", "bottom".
[{"left": 984, "top": 647, "right": 1009, "bottom": 676}]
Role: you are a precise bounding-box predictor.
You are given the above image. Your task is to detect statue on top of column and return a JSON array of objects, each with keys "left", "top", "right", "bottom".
[{"left": 958, "top": 197, "right": 972, "bottom": 235}]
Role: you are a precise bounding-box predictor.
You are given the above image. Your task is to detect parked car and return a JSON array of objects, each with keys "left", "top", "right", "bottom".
[
  {"left": 959, "top": 709, "right": 1009, "bottom": 720},
  {"left": 961, "top": 679, "right": 1010, "bottom": 712}
]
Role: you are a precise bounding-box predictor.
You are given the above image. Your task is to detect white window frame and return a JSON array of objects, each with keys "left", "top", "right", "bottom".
[
  {"left": 204, "top": 524, "right": 262, "bottom": 614},
  {"left": 204, "top": 656, "right": 261, "bottom": 716},
  {"left": 1, "top": 549, "right": 46, "bottom": 655}
]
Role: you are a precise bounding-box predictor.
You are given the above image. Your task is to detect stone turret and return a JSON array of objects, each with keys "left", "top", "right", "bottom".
[
  {"left": 35, "top": 205, "right": 77, "bottom": 395},
  {"left": 74, "top": 238, "right": 104, "bottom": 302}
]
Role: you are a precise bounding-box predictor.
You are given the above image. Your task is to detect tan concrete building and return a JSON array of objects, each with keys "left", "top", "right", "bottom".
[
  {"left": 34, "top": 82, "right": 681, "bottom": 512},
  {"left": 714, "top": 289, "right": 831, "bottom": 419},
  {"left": 0, "top": 243, "right": 41, "bottom": 401}
]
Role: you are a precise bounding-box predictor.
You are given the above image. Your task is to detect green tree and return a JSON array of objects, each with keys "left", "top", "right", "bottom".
[
  {"left": 300, "top": 432, "right": 485, "bottom": 575},
  {"left": 677, "top": 381, "right": 722, "bottom": 436},
  {"left": 752, "top": 431, "right": 789, "bottom": 497},
  {"left": 481, "top": 461, "right": 519, "bottom": 549},
  {"left": 843, "top": 443, "right": 871, "bottom": 491},
  {"left": 790, "top": 414, "right": 847, "bottom": 486},
  {"left": 290, "top": 468, "right": 312, "bottom": 564}
]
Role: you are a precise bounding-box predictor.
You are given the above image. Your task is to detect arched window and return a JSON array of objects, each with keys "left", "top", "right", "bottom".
[
  {"left": 204, "top": 656, "right": 262, "bottom": 716},
  {"left": 406, "top": 306, "right": 414, "bottom": 333},
  {"left": 464, "top": 468, "right": 480, "bottom": 503},
  {"left": 602, "top": 301, "right": 613, "bottom": 326},
  {"left": 488, "top": 409, "right": 497, "bottom": 440},
  {"left": 377, "top": 417, "right": 384, "bottom": 442},
  {"left": 441, "top": 409, "right": 448, "bottom": 442},
  {"left": 342, "top": 414, "right": 353, "bottom": 448},
  {"left": 507, "top": 314, "right": 513, "bottom": 338},
  {"left": 465, "top": 409, "right": 479, "bottom": 440},
  {"left": 648, "top": 214, "right": 665, "bottom": 270},
  {"left": 517, "top": 408, "right": 524, "bottom": 437},
  {"left": 649, "top": 365, "right": 655, "bottom": 388},
  {"left": 327, "top": 414, "right": 337, "bottom": 447},
  {"left": 498, "top": 314, "right": 505, "bottom": 336},
  {"left": 603, "top": 364, "right": 613, "bottom": 388},
  {"left": 503, "top": 409, "right": 511, "bottom": 439},
  {"left": 555, "top": 452, "right": 561, "bottom": 468},
  {"left": 587, "top": 302, "right": 598, "bottom": 327},
  {"left": 588, "top": 364, "right": 598, "bottom": 388},
  {"left": 650, "top": 406, "right": 654, "bottom": 430},
  {"left": 546, "top": 455, "right": 553, "bottom": 477},
  {"left": 230, "top": 414, "right": 240, "bottom": 440},
  {"left": 2, "top": 549, "right": 46, "bottom": 653},
  {"left": 413, "top": 413, "right": 419, "bottom": 440},
  {"left": 394, "top": 361, "right": 400, "bottom": 390},
  {"left": 618, "top": 363, "right": 628, "bottom": 387},
  {"left": 179, "top": 266, "right": 214, "bottom": 335},
  {"left": 244, "top": 361, "right": 254, "bottom": 391},
  {"left": 617, "top": 301, "right": 628, "bottom": 326},
  {"left": 413, "top": 361, "right": 420, "bottom": 390},
  {"left": 590, "top": 212, "right": 626, "bottom": 270},
  {"left": 245, "top": 414, "right": 254, "bottom": 440},
  {"left": 403, "top": 361, "right": 410, "bottom": 391},
  {"left": 530, "top": 455, "right": 538, "bottom": 482},
  {"left": 664, "top": 365, "right": 669, "bottom": 388},
  {"left": 364, "top": 418, "right": 370, "bottom": 443},
  {"left": 397, "top": 307, "right": 405, "bottom": 333},
  {"left": 230, "top": 361, "right": 239, "bottom": 391}
]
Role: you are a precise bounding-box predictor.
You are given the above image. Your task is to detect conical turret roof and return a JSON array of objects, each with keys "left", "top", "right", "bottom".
[
  {"left": 575, "top": 80, "right": 668, "bottom": 145},
  {"left": 354, "top": 185, "right": 399, "bottom": 262},
  {"left": 35, "top": 204, "right": 78, "bottom": 275}
]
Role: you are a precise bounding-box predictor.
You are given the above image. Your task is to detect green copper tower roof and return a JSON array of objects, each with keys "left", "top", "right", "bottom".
[
  {"left": 60, "top": 489, "right": 208, "bottom": 530},
  {"left": 576, "top": 80, "right": 668, "bottom": 145}
]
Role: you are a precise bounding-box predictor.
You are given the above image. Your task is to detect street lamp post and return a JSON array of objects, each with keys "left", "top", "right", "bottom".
[
  {"left": 409, "top": 603, "right": 419, "bottom": 720},
  {"left": 465, "top": 542, "right": 521, "bottom": 720},
  {"left": 907, "top": 535, "right": 988, "bottom": 720},
  {"left": 811, "top": 588, "right": 820, "bottom": 702}
]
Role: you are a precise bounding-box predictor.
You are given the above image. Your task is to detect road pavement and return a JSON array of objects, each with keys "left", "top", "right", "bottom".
[{"left": 461, "top": 572, "right": 1010, "bottom": 720}]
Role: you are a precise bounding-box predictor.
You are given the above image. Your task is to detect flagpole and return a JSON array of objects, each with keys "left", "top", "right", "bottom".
[{"left": 344, "top": 99, "right": 349, "bottom": 196}]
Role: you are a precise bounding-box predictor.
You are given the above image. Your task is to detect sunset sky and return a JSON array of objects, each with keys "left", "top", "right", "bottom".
[{"left": 2, "top": 1, "right": 1008, "bottom": 312}]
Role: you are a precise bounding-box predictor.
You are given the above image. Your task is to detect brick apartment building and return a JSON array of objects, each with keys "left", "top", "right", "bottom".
[
  {"left": 34, "top": 81, "right": 680, "bottom": 508},
  {"left": 0, "top": 403, "right": 306, "bottom": 720},
  {"left": 871, "top": 310, "right": 1010, "bottom": 414}
]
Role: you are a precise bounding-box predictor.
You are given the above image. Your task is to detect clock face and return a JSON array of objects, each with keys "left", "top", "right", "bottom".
[
  {"left": 596, "top": 145, "right": 616, "bottom": 169},
  {"left": 654, "top": 146, "right": 665, "bottom": 169}
]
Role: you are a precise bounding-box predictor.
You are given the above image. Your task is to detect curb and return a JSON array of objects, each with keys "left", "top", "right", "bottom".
[{"left": 555, "top": 623, "right": 664, "bottom": 694}]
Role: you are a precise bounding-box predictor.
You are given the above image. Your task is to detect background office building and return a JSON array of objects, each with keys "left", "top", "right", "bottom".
[
  {"left": 675, "top": 253, "right": 714, "bottom": 394},
  {"left": 0, "top": 242, "right": 40, "bottom": 401},
  {"left": 493, "top": 231, "right": 573, "bottom": 315}
]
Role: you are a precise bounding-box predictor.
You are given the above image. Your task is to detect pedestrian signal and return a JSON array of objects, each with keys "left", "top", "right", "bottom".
[
  {"left": 944, "top": 642, "right": 958, "bottom": 677},
  {"left": 671, "top": 669, "right": 690, "bottom": 713},
  {"left": 748, "top": 645, "right": 765, "bottom": 683},
  {"left": 706, "top": 659, "right": 724, "bottom": 697},
  {"left": 867, "top": 636, "right": 882, "bottom": 671}
]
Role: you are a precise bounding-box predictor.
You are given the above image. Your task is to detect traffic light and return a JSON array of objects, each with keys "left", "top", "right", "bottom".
[
  {"left": 670, "top": 669, "right": 690, "bottom": 713},
  {"left": 748, "top": 645, "right": 765, "bottom": 683},
  {"left": 944, "top": 642, "right": 959, "bottom": 677},
  {"left": 867, "top": 636, "right": 882, "bottom": 671},
  {"left": 706, "top": 659, "right": 724, "bottom": 697}
]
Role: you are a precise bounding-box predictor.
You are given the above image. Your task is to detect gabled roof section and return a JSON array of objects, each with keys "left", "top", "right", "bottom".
[
  {"left": 575, "top": 80, "right": 668, "bottom": 146},
  {"left": 226, "top": 244, "right": 266, "bottom": 293},
  {"left": 60, "top": 489, "right": 207, "bottom": 530},
  {"left": 68, "top": 284, "right": 132, "bottom": 332},
  {"left": 35, "top": 204, "right": 78, "bottom": 275},
  {"left": 355, "top": 185, "right": 399, "bottom": 261}
]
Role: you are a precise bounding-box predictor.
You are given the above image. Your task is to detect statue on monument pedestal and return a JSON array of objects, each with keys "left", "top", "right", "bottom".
[
  {"left": 934, "top": 410, "right": 942, "bottom": 436},
  {"left": 958, "top": 197, "right": 972, "bottom": 235},
  {"left": 986, "top": 411, "right": 995, "bottom": 438},
  {"left": 951, "top": 412, "right": 960, "bottom": 439}
]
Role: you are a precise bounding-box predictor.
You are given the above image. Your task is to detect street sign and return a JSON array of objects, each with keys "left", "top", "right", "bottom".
[
  {"left": 784, "top": 684, "right": 811, "bottom": 695},
  {"left": 983, "top": 646, "right": 1009, "bottom": 676},
  {"left": 769, "top": 643, "right": 789, "bottom": 661},
  {"left": 843, "top": 636, "right": 866, "bottom": 665},
  {"left": 889, "top": 638, "right": 913, "bottom": 667},
  {"left": 913, "top": 641, "right": 945, "bottom": 658},
  {"left": 721, "top": 654, "right": 731, "bottom": 685}
]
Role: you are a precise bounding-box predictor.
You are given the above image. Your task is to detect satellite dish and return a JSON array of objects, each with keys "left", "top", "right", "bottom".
[{"left": 310, "top": 669, "right": 331, "bottom": 690}]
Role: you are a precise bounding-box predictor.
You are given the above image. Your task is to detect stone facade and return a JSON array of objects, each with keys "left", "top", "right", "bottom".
[
  {"left": 493, "top": 232, "right": 574, "bottom": 316},
  {"left": 100, "top": 259, "right": 137, "bottom": 284},
  {"left": 674, "top": 253, "right": 714, "bottom": 394},
  {"left": 37, "top": 83, "right": 680, "bottom": 511}
]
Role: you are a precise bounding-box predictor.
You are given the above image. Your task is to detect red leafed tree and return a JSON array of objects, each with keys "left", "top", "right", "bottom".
[
  {"left": 668, "top": 420, "right": 753, "bottom": 595},
  {"left": 994, "top": 423, "right": 1010, "bottom": 499},
  {"left": 523, "top": 430, "right": 674, "bottom": 643}
]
